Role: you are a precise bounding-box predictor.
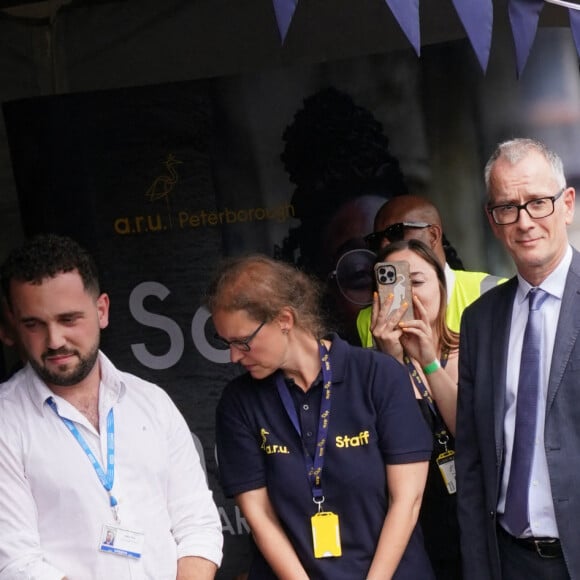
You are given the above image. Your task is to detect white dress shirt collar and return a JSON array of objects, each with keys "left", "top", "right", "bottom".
[
  {"left": 25, "top": 351, "right": 126, "bottom": 417},
  {"left": 515, "top": 244, "right": 572, "bottom": 304}
]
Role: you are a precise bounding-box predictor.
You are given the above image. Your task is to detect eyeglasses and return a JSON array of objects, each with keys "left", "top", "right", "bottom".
[
  {"left": 487, "top": 189, "right": 564, "bottom": 225},
  {"left": 364, "top": 222, "right": 432, "bottom": 251},
  {"left": 328, "top": 248, "right": 376, "bottom": 306},
  {"left": 214, "top": 320, "right": 266, "bottom": 352}
]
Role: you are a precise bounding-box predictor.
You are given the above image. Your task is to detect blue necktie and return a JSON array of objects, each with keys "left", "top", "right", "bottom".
[{"left": 503, "top": 287, "right": 548, "bottom": 536}]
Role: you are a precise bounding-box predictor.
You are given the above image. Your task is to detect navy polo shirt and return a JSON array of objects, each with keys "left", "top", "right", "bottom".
[{"left": 216, "top": 334, "right": 434, "bottom": 580}]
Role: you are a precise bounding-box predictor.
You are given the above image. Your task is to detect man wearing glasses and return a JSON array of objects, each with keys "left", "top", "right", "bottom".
[
  {"left": 356, "top": 194, "right": 504, "bottom": 347},
  {"left": 456, "top": 138, "right": 579, "bottom": 579}
]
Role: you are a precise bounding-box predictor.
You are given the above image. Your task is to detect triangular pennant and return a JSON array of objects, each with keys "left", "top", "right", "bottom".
[
  {"left": 544, "top": 0, "right": 580, "bottom": 59},
  {"left": 570, "top": 8, "right": 580, "bottom": 58},
  {"left": 508, "top": 0, "right": 544, "bottom": 77},
  {"left": 384, "top": 0, "right": 421, "bottom": 56},
  {"left": 272, "top": 0, "right": 298, "bottom": 44},
  {"left": 451, "top": 0, "right": 493, "bottom": 73}
]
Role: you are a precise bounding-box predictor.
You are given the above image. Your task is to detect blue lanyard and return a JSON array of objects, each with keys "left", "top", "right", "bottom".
[
  {"left": 275, "top": 342, "right": 332, "bottom": 503},
  {"left": 47, "top": 397, "right": 119, "bottom": 519}
]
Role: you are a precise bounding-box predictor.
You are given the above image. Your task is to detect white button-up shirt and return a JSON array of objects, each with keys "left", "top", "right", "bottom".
[{"left": 0, "top": 352, "right": 222, "bottom": 579}]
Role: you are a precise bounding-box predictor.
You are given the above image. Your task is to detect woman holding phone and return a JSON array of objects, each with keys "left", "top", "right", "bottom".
[
  {"left": 208, "top": 254, "right": 434, "bottom": 579},
  {"left": 370, "top": 239, "right": 461, "bottom": 580}
]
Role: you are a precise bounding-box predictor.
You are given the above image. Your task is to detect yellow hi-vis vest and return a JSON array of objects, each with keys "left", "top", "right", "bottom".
[{"left": 356, "top": 269, "right": 506, "bottom": 348}]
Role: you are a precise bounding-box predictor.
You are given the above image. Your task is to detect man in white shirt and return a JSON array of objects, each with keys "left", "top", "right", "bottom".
[{"left": 0, "top": 233, "right": 223, "bottom": 580}]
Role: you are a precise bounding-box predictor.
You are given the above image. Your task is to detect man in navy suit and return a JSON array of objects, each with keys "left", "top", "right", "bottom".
[{"left": 456, "top": 138, "right": 578, "bottom": 579}]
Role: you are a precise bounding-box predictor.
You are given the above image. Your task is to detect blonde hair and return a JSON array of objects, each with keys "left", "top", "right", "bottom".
[{"left": 206, "top": 254, "right": 328, "bottom": 338}]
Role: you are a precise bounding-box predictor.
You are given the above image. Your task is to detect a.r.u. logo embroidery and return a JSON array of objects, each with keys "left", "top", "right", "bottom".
[{"left": 259, "top": 427, "right": 290, "bottom": 455}]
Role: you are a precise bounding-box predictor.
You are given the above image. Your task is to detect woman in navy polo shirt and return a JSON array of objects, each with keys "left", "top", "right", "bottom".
[
  {"left": 370, "top": 239, "right": 461, "bottom": 579},
  {"left": 209, "top": 254, "right": 434, "bottom": 579}
]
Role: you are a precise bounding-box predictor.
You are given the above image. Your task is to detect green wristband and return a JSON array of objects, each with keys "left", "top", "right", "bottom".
[{"left": 423, "top": 359, "right": 441, "bottom": 375}]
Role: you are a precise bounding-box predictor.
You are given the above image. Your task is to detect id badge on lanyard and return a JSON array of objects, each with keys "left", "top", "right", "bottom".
[
  {"left": 405, "top": 355, "right": 457, "bottom": 495},
  {"left": 435, "top": 431, "right": 456, "bottom": 495},
  {"left": 48, "top": 397, "right": 146, "bottom": 559},
  {"left": 276, "top": 342, "right": 342, "bottom": 559}
]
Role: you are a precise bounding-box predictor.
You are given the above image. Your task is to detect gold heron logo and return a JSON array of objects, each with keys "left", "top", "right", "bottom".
[
  {"left": 145, "top": 153, "right": 183, "bottom": 228},
  {"left": 260, "top": 428, "right": 269, "bottom": 450},
  {"left": 259, "top": 427, "right": 289, "bottom": 455}
]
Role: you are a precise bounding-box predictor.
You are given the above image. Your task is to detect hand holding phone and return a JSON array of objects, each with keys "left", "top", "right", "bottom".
[{"left": 374, "top": 261, "right": 414, "bottom": 322}]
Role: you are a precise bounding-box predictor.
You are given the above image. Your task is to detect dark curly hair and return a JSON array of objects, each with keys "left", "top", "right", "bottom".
[
  {"left": 278, "top": 87, "right": 407, "bottom": 271},
  {"left": 281, "top": 87, "right": 407, "bottom": 193},
  {"left": 442, "top": 233, "right": 465, "bottom": 270},
  {"left": 1, "top": 233, "right": 100, "bottom": 307}
]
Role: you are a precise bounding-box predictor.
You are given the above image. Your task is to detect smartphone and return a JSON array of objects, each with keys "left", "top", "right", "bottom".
[{"left": 374, "top": 260, "right": 414, "bottom": 321}]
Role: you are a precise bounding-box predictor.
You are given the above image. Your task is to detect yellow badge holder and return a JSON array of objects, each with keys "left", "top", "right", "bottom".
[{"left": 311, "top": 509, "right": 342, "bottom": 558}]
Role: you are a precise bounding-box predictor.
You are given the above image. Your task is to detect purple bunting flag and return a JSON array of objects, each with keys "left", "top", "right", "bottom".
[
  {"left": 451, "top": 0, "right": 493, "bottom": 73},
  {"left": 542, "top": 1, "right": 580, "bottom": 59},
  {"left": 571, "top": 9, "right": 580, "bottom": 59},
  {"left": 508, "top": 0, "right": 544, "bottom": 77},
  {"left": 272, "top": 0, "right": 298, "bottom": 44},
  {"left": 384, "top": 0, "right": 421, "bottom": 56}
]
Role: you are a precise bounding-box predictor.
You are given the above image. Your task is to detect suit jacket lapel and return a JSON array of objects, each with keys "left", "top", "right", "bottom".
[
  {"left": 547, "top": 250, "right": 580, "bottom": 409},
  {"left": 493, "top": 277, "right": 518, "bottom": 463}
]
